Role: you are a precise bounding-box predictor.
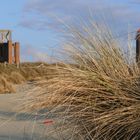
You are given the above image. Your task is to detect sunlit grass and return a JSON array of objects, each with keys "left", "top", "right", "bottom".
[{"left": 25, "top": 19, "right": 140, "bottom": 140}]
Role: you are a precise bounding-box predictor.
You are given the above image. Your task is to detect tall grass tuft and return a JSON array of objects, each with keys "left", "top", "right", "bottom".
[
  {"left": 0, "top": 62, "right": 49, "bottom": 93},
  {"left": 26, "top": 21, "right": 140, "bottom": 140}
]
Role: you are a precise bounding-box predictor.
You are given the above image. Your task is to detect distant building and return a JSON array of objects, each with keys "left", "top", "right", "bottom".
[{"left": 0, "top": 30, "right": 20, "bottom": 64}]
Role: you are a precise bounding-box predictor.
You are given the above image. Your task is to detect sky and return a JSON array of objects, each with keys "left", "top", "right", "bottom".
[{"left": 0, "top": 0, "right": 140, "bottom": 62}]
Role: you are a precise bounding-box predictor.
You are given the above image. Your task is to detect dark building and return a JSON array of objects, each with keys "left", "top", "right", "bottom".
[{"left": 0, "top": 30, "right": 20, "bottom": 64}]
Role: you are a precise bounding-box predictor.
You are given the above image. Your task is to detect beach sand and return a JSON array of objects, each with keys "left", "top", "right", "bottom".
[{"left": 0, "top": 83, "right": 57, "bottom": 140}]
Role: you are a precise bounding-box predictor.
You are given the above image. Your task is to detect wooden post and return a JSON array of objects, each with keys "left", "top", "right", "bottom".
[
  {"left": 8, "top": 41, "right": 13, "bottom": 64},
  {"left": 14, "top": 42, "right": 20, "bottom": 65}
]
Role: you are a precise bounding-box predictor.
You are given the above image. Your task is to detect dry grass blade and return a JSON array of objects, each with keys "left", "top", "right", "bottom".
[
  {"left": 0, "top": 62, "right": 49, "bottom": 93},
  {"left": 25, "top": 20, "right": 140, "bottom": 140}
]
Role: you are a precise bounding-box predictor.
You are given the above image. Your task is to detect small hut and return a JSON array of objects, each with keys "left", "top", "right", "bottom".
[{"left": 0, "top": 30, "right": 20, "bottom": 64}]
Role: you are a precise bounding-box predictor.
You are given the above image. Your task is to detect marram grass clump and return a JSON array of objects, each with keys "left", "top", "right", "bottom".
[{"left": 26, "top": 21, "right": 140, "bottom": 140}]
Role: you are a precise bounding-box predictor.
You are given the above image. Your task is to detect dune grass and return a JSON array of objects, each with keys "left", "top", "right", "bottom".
[
  {"left": 0, "top": 62, "right": 49, "bottom": 93},
  {"left": 25, "top": 20, "right": 140, "bottom": 140}
]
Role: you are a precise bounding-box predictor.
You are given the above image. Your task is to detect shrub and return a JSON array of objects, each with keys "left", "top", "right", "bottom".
[
  {"left": 23, "top": 21, "right": 140, "bottom": 139},
  {"left": 8, "top": 72, "right": 26, "bottom": 84},
  {"left": 0, "top": 75, "right": 15, "bottom": 93}
]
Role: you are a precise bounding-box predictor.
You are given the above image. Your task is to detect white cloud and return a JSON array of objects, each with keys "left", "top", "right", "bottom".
[{"left": 19, "top": 0, "right": 140, "bottom": 34}]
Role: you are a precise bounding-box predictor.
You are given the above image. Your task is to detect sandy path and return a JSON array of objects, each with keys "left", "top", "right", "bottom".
[{"left": 0, "top": 83, "right": 57, "bottom": 140}]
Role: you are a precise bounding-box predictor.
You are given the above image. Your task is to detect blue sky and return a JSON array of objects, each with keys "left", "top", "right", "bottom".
[{"left": 0, "top": 0, "right": 140, "bottom": 62}]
